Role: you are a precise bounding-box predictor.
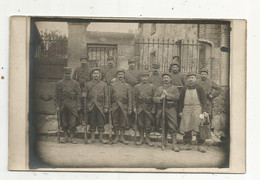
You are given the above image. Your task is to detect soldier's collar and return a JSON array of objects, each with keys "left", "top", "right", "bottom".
[{"left": 163, "top": 83, "right": 171, "bottom": 88}]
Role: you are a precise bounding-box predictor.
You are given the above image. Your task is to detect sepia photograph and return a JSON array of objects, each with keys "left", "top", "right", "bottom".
[
  {"left": 27, "top": 17, "right": 231, "bottom": 169},
  {"left": 8, "top": 17, "right": 246, "bottom": 173}
]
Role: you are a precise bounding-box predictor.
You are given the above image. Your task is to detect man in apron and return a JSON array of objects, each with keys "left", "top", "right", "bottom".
[{"left": 178, "top": 72, "right": 208, "bottom": 153}]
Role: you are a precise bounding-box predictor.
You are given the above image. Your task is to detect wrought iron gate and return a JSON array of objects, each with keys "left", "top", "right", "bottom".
[
  {"left": 34, "top": 39, "right": 68, "bottom": 80},
  {"left": 135, "top": 38, "right": 204, "bottom": 73},
  {"left": 87, "top": 44, "right": 118, "bottom": 68}
]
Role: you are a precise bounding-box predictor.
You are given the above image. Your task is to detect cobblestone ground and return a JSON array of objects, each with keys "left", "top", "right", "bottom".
[{"left": 33, "top": 136, "right": 229, "bottom": 169}]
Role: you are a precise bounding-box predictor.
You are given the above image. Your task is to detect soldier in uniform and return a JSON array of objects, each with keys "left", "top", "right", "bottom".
[
  {"left": 72, "top": 56, "right": 91, "bottom": 125},
  {"left": 125, "top": 58, "right": 141, "bottom": 130},
  {"left": 148, "top": 62, "right": 163, "bottom": 131},
  {"left": 148, "top": 62, "right": 163, "bottom": 90},
  {"left": 169, "top": 56, "right": 186, "bottom": 128},
  {"left": 196, "top": 68, "right": 221, "bottom": 126},
  {"left": 83, "top": 67, "right": 109, "bottom": 144},
  {"left": 102, "top": 56, "right": 117, "bottom": 84},
  {"left": 133, "top": 71, "right": 156, "bottom": 146},
  {"left": 72, "top": 56, "right": 91, "bottom": 88},
  {"left": 178, "top": 73, "right": 208, "bottom": 153},
  {"left": 169, "top": 56, "right": 186, "bottom": 88},
  {"left": 153, "top": 73, "right": 180, "bottom": 152},
  {"left": 110, "top": 69, "right": 132, "bottom": 145},
  {"left": 125, "top": 58, "right": 141, "bottom": 87},
  {"left": 54, "top": 67, "right": 81, "bottom": 144}
]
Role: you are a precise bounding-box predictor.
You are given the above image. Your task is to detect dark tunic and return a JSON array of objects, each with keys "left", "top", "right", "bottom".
[
  {"left": 83, "top": 80, "right": 109, "bottom": 118},
  {"left": 72, "top": 66, "right": 91, "bottom": 88},
  {"left": 153, "top": 84, "right": 180, "bottom": 134},
  {"left": 148, "top": 71, "right": 163, "bottom": 90},
  {"left": 54, "top": 78, "right": 81, "bottom": 130},
  {"left": 133, "top": 82, "right": 156, "bottom": 120},
  {"left": 102, "top": 67, "right": 117, "bottom": 84},
  {"left": 125, "top": 69, "right": 141, "bottom": 88},
  {"left": 110, "top": 81, "right": 133, "bottom": 128},
  {"left": 170, "top": 72, "right": 186, "bottom": 88}
]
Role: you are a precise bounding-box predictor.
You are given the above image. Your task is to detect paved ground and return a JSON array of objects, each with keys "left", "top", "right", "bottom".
[{"left": 34, "top": 136, "right": 228, "bottom": 169}]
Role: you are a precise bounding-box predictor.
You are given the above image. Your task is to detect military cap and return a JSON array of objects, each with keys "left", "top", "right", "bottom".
[
  {"left": 200, "top": 68, "right": 209, "bottom": 74},
  {"left": 64, "top": 67, "right": 72, "bottom": 74},
  {"left": 107, "top": 56, "right": 115, "bottom": 60},
  {"left": 140, "top": 71, "right": 150, "bottom": 77},
  {"left": 187, "top": 72, "right": 197, "bottom": 78},
  {"left": 80, "top": 56, "right": 88, "bottom": 61},
  {"left": 171, "top": 60, "right": 180, "bottom": 67},
  {"left": 172, "top": 56, "right": 180, "bottom": 61},
  {"left": 128, "top": 58, "right": 136, "bottom": 63},
  {"left": 162, "top": 72, "right": 171, "bottom": 78},
  {"left": 91, "top": 67, "right": 101, "bottom": 74},
  {"left": 116, "top": 68, "right": 125, "bottom": 75},
  {"left": 152, "top": 62, "right": 160, "bottom": 69}
]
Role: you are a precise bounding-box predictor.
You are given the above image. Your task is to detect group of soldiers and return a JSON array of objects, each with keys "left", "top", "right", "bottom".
[{"left": 54, "top": 55, "right": 221, "bottom": 153}]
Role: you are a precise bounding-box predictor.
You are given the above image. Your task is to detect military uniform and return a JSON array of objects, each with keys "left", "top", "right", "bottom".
[
  {"left": 153, "top": 73, "right": 180, "bottom": 151},
  {"left": 110, "top": 69, "right": 132, "bottom": 144},
  {"left": 72, "top": 56, "right": 91, "bottom": 125},
  {"left": 125, "top": 59, "right": 142, "bottom": 87},
  {"left": 101, "top": 56, "right": 117, "bottom": 84},
  {"left": 83, "top": 68, "right": 109, "bottom": 144},
  {"left": 196, "top": 68, "right": 221, "bottom": 122},
  {"left": 169, "top": 60, "right": 186, "bottom": 88},
  {"left": 169, "top": 60, "right": 186, "bottom": 128},
  {"left": 148, "top": 63, "right": 163, "bottom": 90},
  {"left": 72, "top": 56, "right": 91, "bottom": 88},
  {"left": 54, "top": 67, "right": 81, "bottom": 143},
  {"left": 133, "top": 72, "right": 156, "bottom": 146},
  {"left": 125, "top": 59, "right": 141, "bottom": 129},
  {"left": 102, "top": 67, "right": 117, "bottom": 84}
]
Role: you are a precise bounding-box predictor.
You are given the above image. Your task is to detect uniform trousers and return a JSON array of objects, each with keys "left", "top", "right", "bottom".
[
  {"left": 112, "top": 107, "right": 127, "bottom": 131},
  {"left": 88, "top": 105, "right": 105, "bottom": 133},
  {"left": 61, "top": 106, "right": 77, "bottom": 132}
]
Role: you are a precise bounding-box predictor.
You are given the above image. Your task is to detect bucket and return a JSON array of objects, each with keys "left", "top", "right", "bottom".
[{"left": 199, "top": 124, "right": 211, "bottom": 140}]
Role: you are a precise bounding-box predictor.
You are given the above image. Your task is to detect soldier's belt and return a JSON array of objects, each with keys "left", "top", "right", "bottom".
[
  {"left": 60, "top": 93, "right": 77, "bottom": 100},
  {"left": 184, "top": 104, "right": 201, "bottom": 106},
  {"left": 158, "top": 102, "right": 175, "bottom": 108},
  {"left": 138, "top": 97, "right": 153, "bottom": 104}
]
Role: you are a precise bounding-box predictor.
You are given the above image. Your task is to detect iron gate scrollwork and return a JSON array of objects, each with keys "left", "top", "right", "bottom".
[{"left": 135, "top": 38, "right": 205, "bottom": 73}]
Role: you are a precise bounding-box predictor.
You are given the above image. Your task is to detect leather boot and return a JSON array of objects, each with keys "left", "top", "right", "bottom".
[
  {"left": 145, "top": 132, "right": 154, "bottom": 147},
  {"left": 61, "top": 131, "right": 69, "bottom": 143},
  {"left": 171, "top": 134, "right": 180, "bottom": 152},
  {"left": 136, "top": 130, "right": 144, "bottom": 146},
  {"left": 112, "top": 130, "right": 119, "bottom": 144},
  {"left": 87, "top": 132, "right": 95, "bottom": 144},
  {"left": 197, "top": 144, "right": 206, "bottom": 153},
  {"left": 69, "top": 132, "right": 77, "bottom": 144},
  {"left": 99, "top": 132, "right": 107, "bottom": 144},
  {"left": 119, "top": 130, "right": 128, "bottom": 145},
  {"left": 181, "top": 143, "right": 192, "bottom": 150}
]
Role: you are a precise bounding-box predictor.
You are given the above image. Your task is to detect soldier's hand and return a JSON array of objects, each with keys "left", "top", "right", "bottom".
[
  {"left": 56, "top": 107, "right": 60, "bottom": 111},
  {"left": 161, "top": 94, "right": 166, "bottom": 99},
  {"left": 82, "top": 92, "right": 87, "bottom": 98},
  {"left": 133, "top": 108, "right": 137, "bottom": 113},
  {"left": 77, "top": 107, "right": 81, "bottom": 111},
  {"left": 110, "top": 78, "right": 117, "bottom": 83},
  {"left": 203, "top": 112, "right": 209, "bottom": 117},
  {"left": 128, "top": 110, "right": 132, "bottom": 115},
  {"left": 151, "top": 110, "right": 155, "bottom": 114},
  {"left": 104, "top": 108, "right": 108, "bottom": 113},
  {"left": 179, "top": 112, "right": 182, "bottom": 117}
]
